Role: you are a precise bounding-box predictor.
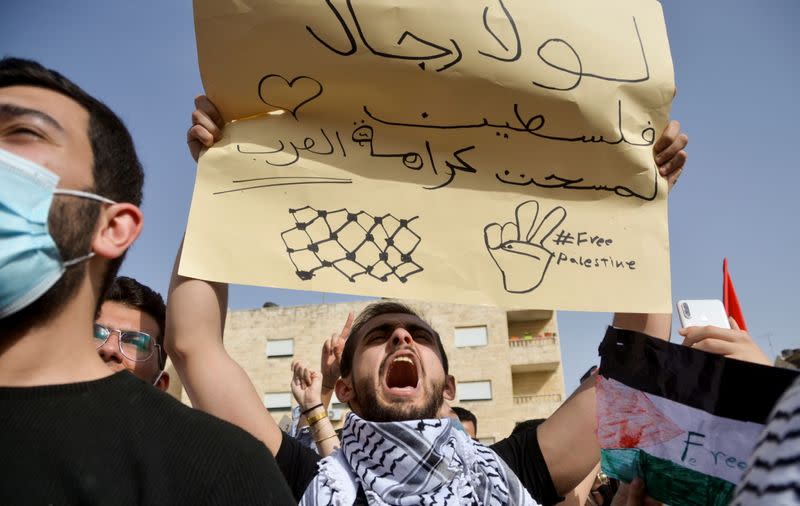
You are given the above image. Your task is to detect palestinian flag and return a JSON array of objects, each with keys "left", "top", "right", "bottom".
[{"left": 597, "top": 327, "right": 798, "bottom": 506}]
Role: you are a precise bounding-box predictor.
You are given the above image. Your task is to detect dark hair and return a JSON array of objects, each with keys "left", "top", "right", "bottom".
[
  {"left": 451, "top": 406, "right": 477, "bottom": 432},
  {"left": 339, "top": 301, "right": 449, "bottom": 378},
  {"left": 0, "top": 58, "right": 144, "bottom": 331},
  {"left": 511, "top": 418, "right": 546, "bottom": 436},
  {"left": 104, "top": 277, "right": 167, "bottom": 369}
]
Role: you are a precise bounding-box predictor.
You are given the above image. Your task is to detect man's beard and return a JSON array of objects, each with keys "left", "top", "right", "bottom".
[{"left": 352, "top": 376, "right": 445, "bottom": 422}]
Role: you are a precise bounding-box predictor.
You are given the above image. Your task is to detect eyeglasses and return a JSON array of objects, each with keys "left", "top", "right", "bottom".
[{"left": 93, "top": 323, "right": 160, "bottom": 362}]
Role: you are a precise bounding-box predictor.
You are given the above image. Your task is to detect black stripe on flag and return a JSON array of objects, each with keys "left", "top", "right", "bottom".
[{"left": 599, "top": 326, "right": 799, "bottom": 424}]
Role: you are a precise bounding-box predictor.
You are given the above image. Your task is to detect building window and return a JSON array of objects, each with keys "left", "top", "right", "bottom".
[
  {"left": 457, "top": 380, "right": 492, "bottom": 401},
  {"left": 454, "top": 326, "right": 488, "bottom": 347},
  {"left": 266, "top": 338, "right": 294, "bottom": 357},
  {"left": 263, "top": 392, "right": 292, "bottom": 410}
]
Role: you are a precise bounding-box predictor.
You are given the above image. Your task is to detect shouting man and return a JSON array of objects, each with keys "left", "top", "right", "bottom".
[{"left": 166, "top": 95, "right": 688, "bottom": 504}]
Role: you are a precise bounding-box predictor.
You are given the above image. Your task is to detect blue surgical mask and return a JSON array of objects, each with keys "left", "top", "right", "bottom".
[
  {"left": 0, "top": 148, "right": 115, "bottom": 318},
  {"left": 450, "top": 416, "right": 467, "bottom": 434}
]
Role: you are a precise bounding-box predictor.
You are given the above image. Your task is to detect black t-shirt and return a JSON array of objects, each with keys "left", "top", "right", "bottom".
[
  {"left": 275, "top": 423, "right": 563, "bottom": 505},
  {"left": 491, "top": 427, "right": 564, "bottom": 505},
  {"left": 0, "top": 371, "right": 294, "bottom": 505}
]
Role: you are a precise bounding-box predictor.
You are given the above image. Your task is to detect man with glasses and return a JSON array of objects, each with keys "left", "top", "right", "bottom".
[{"left": 95, "top": 276, "right": 170, "bottom": 390}]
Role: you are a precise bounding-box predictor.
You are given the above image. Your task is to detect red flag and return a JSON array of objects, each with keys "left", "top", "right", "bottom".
[{"left": 723, "top": 258, "right": 748, "bottom": 331}]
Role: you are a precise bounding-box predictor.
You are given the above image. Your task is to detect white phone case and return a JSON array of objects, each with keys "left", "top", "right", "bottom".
[{"left": 676, "top": 299, "right": 731, "bottom": 329}]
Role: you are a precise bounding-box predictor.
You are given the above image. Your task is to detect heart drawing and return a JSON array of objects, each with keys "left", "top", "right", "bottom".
[{"left": 258, "top": 74, "right": 323, "bottom": 120}]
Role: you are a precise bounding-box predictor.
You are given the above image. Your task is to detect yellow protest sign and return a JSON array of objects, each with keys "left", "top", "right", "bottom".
[{"left": 182, "top": 0, "right": 674, "bottom": 312}]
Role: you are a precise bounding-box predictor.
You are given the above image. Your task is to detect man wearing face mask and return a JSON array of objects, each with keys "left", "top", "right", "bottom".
[
  {"left": 0, "top": 58, "right": 293, "bottom": 505},
  {"left": 95, "top": 276, "right": 170, "bottom": 390}
]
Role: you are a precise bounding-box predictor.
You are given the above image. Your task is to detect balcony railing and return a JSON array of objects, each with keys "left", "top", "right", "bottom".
[
  {"left": 513, "top": 393, "right": 563, "bottom": 405},
  {"left": 508, "top": 337, "right": 557, "bottom": 347}
]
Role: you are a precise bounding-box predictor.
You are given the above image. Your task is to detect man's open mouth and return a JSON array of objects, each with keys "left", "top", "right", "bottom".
[{"left": 385, "top": 355, "right": 419, "bottom": 390}]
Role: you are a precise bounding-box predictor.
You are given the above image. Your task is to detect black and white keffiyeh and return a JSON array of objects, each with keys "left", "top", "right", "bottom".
[{"left": 300, "top": 413, "right": 539, "bottom": 505}]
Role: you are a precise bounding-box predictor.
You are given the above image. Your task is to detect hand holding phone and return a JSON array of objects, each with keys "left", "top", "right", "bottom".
[
  {"left": 676, "top": 299, "right": 731, "bottom": 329},
  {"left": 677, "top": 300, "right": 771, "bottom": 365}
]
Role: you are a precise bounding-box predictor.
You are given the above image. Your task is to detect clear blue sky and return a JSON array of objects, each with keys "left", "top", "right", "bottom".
[{"left": 3, "top": 1, "right": 798, "bottom": 393}]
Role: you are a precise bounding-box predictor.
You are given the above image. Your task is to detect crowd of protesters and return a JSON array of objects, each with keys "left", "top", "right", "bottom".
[{"left": 1, "top": 56, "right": 797, "bottom": 506}]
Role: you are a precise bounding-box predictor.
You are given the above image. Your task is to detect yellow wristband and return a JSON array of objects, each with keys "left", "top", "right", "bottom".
[
  {"left": 315, "top": 433, "right": 339, "bottom": 444},
  {"left": 307, "top": 410, "right": 328, "bottom": 426}
]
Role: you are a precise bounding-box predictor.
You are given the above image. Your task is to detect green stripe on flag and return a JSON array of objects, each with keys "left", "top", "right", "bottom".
[{"left": 601, "top": 448, "right": 735, "bottom": 506}]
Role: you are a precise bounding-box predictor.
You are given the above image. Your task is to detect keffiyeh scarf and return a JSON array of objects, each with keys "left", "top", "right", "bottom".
[{"left": 300, "top": 413, "right": 539, "bottom": 505}]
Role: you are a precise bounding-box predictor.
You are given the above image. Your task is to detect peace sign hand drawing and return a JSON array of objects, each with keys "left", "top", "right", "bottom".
[{"left": 484, "top": 200, "right": 567, "bottom": 293}]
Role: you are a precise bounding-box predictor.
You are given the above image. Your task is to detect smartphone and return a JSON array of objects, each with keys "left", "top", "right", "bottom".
[{"left": 676, "top": 299, "right": 731, "bottom": 329}]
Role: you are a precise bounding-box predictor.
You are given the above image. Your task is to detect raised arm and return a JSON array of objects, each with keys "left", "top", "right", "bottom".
[
  {"left": 537, "top": 120, "right": 687, "bottom": 495},
  {"left": 290, "top": 360, "right": 341, "bottom": 457},
  {"left": 319, "top": 312, "right": 353, "bottom": 410},
  {"left": 166, "top": 242, "right": 284, "bottom": 455},
  {"left": 165, "top": 96, "right": 284, "bottom": 455}
]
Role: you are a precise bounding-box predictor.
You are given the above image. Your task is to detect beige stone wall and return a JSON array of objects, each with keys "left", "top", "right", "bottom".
[
  {"left": 174, "top": 298, "right": 566, "bottom": 442},
  {"left": 512, "top": 369, "right": 564, "bottom": 396}
]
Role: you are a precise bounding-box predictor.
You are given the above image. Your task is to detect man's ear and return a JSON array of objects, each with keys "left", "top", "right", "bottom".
[
  {"left": 91, "top": 203, "right": 143, "bottom": 260},
  {"left": 335, "top": 377, "right": 354, "bottom": 403},
  {"left": 444, "top": 374, "right": 456, "bottom": 402},
  {"left": 155, "top": 370, "right": 170, "bottom": 391}
]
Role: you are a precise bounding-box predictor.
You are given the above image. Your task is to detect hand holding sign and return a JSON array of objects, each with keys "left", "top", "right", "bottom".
[{"left": 484, "top": 200, "right": 566, "bottom": 293}]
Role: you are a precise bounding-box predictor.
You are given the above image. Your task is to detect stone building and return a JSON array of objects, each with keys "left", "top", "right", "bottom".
[{"left": 168, "top": 298, "right": 565, "bottom": 443}]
